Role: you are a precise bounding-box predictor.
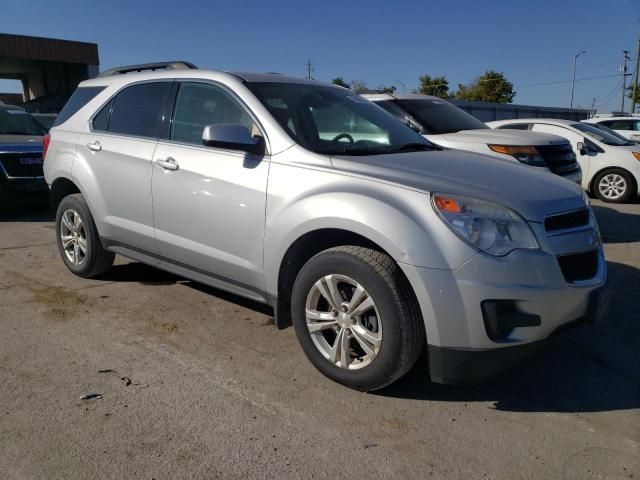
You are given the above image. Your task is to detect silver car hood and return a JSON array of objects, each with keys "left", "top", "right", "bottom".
[
  {"left": 331, "top": 149, "right": 585, "bottom": 223},
  {"left": 429, "top": 129, "right": 568, "bottom": 146}
]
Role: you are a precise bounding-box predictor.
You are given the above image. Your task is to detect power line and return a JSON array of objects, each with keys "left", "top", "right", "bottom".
[{"left": 514, "top": 73, "right": 629, "bottom": 88}]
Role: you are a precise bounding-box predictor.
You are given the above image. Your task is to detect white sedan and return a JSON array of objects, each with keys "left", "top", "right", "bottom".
[{"left": 487, "top": 118, "right": 640, "bottom": 203}]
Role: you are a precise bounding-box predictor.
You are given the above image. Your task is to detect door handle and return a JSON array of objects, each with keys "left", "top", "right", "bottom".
[
  {"left": 87, "top": 141, "right": 102, "bottom": 152},
  {"left": 155, "top": 157, "right": 179, "bottom": 171}
]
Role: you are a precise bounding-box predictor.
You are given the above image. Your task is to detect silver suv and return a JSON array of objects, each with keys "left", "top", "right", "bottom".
[{"left": 44, "top": 62, "right": 608, "bottom": 391}]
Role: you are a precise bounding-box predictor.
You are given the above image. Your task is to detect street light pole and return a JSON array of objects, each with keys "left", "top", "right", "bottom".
[{"left": 570, "top": 50, "right": 586, "bottom": 109}]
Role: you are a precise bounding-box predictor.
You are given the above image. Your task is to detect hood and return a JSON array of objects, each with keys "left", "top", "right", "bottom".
[
  {"left": 331, "top": 149, "right": 585, "bottom": 223},
  {"left": 428, "top": 129, "right": 569, "bottom": 147},
  {"left": 0, "top": 135, "right": 43, "bottom": 150}
]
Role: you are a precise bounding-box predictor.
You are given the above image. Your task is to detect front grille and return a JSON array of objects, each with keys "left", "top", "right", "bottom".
[
  {"left": 536, "top": 145, "right": 580, "bottom": 175},
  {"left": 545, "top": 208, "right": 590, "bottom": 232},
  {"left": 557, "top": 250, "right": 599, "bottom": 283},
  {"left": 0, "top": 153, "right": 44, "bottom": 178}
]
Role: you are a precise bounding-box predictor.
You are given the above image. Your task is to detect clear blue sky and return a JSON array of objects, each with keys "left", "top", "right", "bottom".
[{"left": 1, "top": 0, "right": 639, "bottom": 112}]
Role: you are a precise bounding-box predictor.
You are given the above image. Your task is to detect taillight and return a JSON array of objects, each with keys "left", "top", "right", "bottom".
[{"left": 42, "top": 133, "right": 51, "bottom": 161}]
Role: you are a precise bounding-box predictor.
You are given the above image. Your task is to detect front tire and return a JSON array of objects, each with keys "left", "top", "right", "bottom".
[
  {"left": 593, "top": 168, "right": 636, "bottom": 203},
  {"left": 55, "top": 194, "right": 114, "bottom": 278},
  {"left": 291, "top": 246, "right": 424, "bottom": 391}
]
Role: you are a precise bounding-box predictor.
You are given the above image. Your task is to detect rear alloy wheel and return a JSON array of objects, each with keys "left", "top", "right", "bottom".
[
  {"left": 594, "top": 169, "right": 636, "bottom": 203},
  {"left": 292, "top": 246, "right": 424, "bottom": 391},
  {"left": 55, "top": 194, "right": 115, "bottom": 278}
]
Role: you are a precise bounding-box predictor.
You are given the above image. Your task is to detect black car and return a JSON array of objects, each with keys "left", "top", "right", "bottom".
[{"left": 0, "top": 104, "right": 48, "bottom": 203}]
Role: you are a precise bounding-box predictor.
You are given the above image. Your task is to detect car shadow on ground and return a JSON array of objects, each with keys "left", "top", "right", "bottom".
[
  {"left": 98, "top": 262, "right": 275, "bottom": 317},
  {"left": 0, "top": 202, "right": 53, "bottom": 222},
  {"left": 592, "top": 204, "right": 640, "bottom": 243},
  {"left": 378, "top": 260, "right": 640, "bottom": 414}
]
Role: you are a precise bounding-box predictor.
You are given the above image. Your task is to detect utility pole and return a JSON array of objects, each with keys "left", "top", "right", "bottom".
[
  {"left": 621, "top": 50, "right": 630, "bottom": 112},
  {"left": 305, "top": 59, "right": 313, "bottom": 80},
  {"left": 632, "top": 29, "right": 640, "bottom": 114},
  {"left": 570, "top": 50, "right": 586, "bottom": 109}
]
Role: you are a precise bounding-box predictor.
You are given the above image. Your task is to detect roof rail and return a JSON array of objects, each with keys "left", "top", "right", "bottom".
[{"left": 97, "top": 61, "right": 198, "bottom": 77}]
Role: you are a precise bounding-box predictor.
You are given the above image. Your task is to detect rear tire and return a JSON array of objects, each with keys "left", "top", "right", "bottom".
[
  {"left": 55, "top": 194, "right": 114, "bottom": 278},
  {"left": 593, "top": 168, "right": 636, "bottom": 203},
  {"left": 291, "top": 246, "right": 424, "bottom": 391}
]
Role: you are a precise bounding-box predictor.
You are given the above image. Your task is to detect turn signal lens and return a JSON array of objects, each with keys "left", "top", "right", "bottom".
[
  {"left": 632, "top": 151, "right": 640, "bottom": 161},
  {"left": 433, "top": 195, "right": 461, "bottom": 213},
  {"left": 487, "top": 144, "right": 546, "bottom": 167},
  {"left": 488, "top": 145, "right": 537, "bottom": 156}
]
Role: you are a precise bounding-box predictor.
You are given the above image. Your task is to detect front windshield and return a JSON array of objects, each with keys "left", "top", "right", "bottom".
[
  {"left": 397, "top": 99, "right": 488, "bottom": 134},
  {"left": 0, "top": 108, "right": 47, "bottom": 136},
  {"left": 246, "top": 82, "right": 432, "bottom": 155},
  {"left": 572, "top": 122, "right": 629, "bottom": 146},
  {"left": 587, "top": 123, "right": 636, "bottom": 145}
]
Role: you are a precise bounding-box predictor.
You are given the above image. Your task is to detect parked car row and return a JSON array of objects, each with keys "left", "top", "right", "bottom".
[
  {"left": 488, "top": 118, "right": 640, "bottom": 203},
  {"left": 42, "top": 62, "right": 609, "bottom": 391}
]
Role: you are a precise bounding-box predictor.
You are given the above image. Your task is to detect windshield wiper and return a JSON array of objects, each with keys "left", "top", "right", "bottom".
[{"left": 386, "top": 142, "right": 436, "bottom": 153}]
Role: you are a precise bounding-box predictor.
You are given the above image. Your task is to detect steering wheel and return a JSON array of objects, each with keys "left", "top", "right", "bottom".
[{"left": 332, "top": 133, "right": 354, "bottom": 144}]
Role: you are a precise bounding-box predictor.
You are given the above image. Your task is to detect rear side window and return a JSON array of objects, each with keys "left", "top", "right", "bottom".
[
  {"left": 603, "top": 120, "right": 632, "bottom": 130},
  {"left": 92, "top": 99, "right": 112, "bottom": 131},
  {"left": 53, "top": 86, "right": 105, "bottom": 127},
  {"left": 107, "top": 82, "right": 171, "bottom": 139}
]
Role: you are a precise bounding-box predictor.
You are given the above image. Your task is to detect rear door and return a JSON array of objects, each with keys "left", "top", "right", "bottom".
[
  {"left": 151, "top": 81, "right": 269, "bottom": 298},
  {"left": 80, "top": 81, "right": 172, "bottom": 250}
]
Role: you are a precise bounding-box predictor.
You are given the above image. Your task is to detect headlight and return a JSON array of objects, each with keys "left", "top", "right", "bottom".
[
  {"left": 432, "top": 193, "right": 539, "bottom": 256},
  {"left": 488, "top": 145, "right": 546, "bottom": 167}
]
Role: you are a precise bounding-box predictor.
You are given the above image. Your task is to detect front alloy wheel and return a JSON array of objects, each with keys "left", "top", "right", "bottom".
[
  {"left": 292, "top": 246, "right": 425, "bottom": 391},
  {"left": 305, "top": 274, "right": 382, "bottom": 370}
]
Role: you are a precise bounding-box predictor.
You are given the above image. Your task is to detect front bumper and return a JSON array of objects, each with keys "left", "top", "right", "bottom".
[
  {"left": 427, "top": 285, "right": 611, "bottom": 384},
  {"left": 400, "top": 245, "right": 607, "bottom": 384}
]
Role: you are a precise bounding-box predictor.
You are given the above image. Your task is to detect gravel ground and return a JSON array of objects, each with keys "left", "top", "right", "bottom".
[{"left": 0, "top": 199, "right": 638, "bottom": 480}]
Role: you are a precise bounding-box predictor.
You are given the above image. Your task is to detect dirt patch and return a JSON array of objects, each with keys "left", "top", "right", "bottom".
[{"left": 28, "top": 284, "right": 91, "bottom": 321}]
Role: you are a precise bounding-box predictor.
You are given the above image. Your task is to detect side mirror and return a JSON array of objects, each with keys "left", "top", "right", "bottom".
[
  {"left": 577, "top": 141, "right": 588, "bottom": 156},
  {"left": 202, "top": 124, "right": 265, "bottom": 156}
]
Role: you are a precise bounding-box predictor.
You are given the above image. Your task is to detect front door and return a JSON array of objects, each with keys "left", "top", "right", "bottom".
[{"left": 151, "top": 81, "right": 269, "bottom": 298}]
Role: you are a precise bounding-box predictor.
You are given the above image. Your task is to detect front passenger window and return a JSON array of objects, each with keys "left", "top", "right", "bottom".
[{"left": 170, "top": 82, "right": 258, "bottom": 146}]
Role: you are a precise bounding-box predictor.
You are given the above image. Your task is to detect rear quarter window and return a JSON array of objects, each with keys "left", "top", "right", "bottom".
[
  {"left": 53, "top": 86, "right": 105, "bottom": 127},
  {"left": 106, "top": 82, "right": 171, "bottom": 139}
]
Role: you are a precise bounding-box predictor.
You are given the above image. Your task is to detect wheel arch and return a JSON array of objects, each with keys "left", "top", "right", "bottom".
[
  {"left": 272, "top": 227, "right": 417, "bottom": 330},
  {"left": 50, "top": 176, "right": 82, "bottom": 211}
]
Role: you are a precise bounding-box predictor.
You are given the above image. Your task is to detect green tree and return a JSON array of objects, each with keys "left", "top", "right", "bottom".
[
  {"left": 331, "top": 77, "right": 350, "bottom": 88},
  {"left": 350, "top": 80, "right": 368, "bottom": 93},
  {"left": 417, "top": 75, "right": 450, "bottom": 98},
  {"left": 626, "top": 83, "right": 640, "bottom": 106},
  {"left": 454, "top": 70, "right": 515, "bottom": 103},
  {"left": 375, "top": 84, "right": 397, "bottom": 94}
]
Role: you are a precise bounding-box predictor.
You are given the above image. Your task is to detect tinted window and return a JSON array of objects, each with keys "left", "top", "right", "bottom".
[
  {"left": 603, "top": 120, "right": 632, "bottom": 130},
  {"left": 0, "top": 108, "right": 47, "bottom": 135},
  {"left": 170, "top": 82, "right": 256, "bottom": 145},
  {"left": 572, "top": 122, "right": 629, "bottom": 146},
  {"left": 498, "top": 124, "right": 531, "bottom": 130},
  {"left": 397, "top": 99, "right": 488, "bottom": 134},
  {"left": 92, "top": 99, "right": 112, "bottom": 131},
  {"left": 108, "top": 82, "right": 171, "bottom": 138},
  {"left": 247, "top": 82, "right": 431, "bottom": 155},
  {"left": 53, "top": 86, "right": 105, "bottom": 127},
  {"left": 498, "top": 123, "right": 530, "bottom": 130}
]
